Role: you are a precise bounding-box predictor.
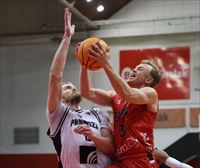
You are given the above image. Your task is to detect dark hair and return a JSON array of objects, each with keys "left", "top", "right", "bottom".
[{"left": 141, "top": 59, "right": 162, "bottom": 87}]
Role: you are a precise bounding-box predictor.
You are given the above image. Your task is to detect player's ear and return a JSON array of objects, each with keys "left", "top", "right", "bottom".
[{"left": 145, "top": 76, "right": 153, "bottom": 86}]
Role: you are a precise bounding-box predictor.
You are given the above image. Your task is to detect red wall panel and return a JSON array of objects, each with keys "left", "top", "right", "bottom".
[{"left": 0, "top": 154, "right": 58, "bottom": 168}]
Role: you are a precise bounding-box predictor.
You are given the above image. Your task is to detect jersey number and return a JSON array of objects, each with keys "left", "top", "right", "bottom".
[
  {"left": 85, "top": 136, "right": 91, "bottom": 141},
  {"left": 119, "top": 125, "right": 126, "bottom": 137}
]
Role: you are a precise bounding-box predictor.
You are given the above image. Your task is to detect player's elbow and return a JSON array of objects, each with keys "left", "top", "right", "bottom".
[
  {"left": 109, "top": 145, "right": 115, "bottom": 156},
  {"left": 104, "top": 144, "right": 115, "bottom": 156},
  {"left": 106, "top": 137, "right": 115, "bottom": 156}
]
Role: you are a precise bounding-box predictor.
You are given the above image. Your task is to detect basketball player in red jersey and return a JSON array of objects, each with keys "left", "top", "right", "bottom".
[{"left": 79, "top": 41, "right": 162, "bottom": 168}]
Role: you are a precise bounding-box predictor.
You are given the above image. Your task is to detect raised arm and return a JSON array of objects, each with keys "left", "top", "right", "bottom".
[
  {"left": 88, "top": 42, "right": 158, "bottom": 106},
  {"left": 80, "top": 66, "right": 114, "bottom": 106},
  {"left": 47, "top": 8, "right": 75, "bottom": 113}
]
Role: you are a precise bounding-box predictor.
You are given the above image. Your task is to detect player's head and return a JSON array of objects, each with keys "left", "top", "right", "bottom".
[
  {"left": 62, "top": 82, "right": 82, "bottom": 105},
  {"left": 126, "top": 59, "right": 162, "bottom": 88}
]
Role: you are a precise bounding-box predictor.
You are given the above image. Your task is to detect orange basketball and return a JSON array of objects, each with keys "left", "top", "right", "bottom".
[{"left": 76, "top": 37, "right": 109, "bottom": 71}]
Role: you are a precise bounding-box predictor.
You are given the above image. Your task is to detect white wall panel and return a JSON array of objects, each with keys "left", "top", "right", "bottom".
[{"left": 89, "top": 0, "right": 200, "bottom": 38}]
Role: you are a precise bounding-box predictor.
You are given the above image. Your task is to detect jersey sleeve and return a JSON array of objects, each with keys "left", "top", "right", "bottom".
[
  {"left": 95, "top": 108, "right": 112, "bottom": 130},
  {"left": 46, "top": 101, "right": 68, "bottom": 136}
]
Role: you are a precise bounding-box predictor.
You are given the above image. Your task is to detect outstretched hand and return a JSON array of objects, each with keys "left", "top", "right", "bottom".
[
  {"left": 63, "top": 8, "right": 75, "bottom": 38},
  {"left": 74, "top": 124, "right": 95, "bottom": 139},
  {"left": 88, "top": 41, "right": 111, "bottom": 66}
]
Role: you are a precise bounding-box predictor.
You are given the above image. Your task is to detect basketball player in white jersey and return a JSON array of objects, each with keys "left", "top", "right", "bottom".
[{"left": 46, "top": 8, "right": 113, "bottom": 168}]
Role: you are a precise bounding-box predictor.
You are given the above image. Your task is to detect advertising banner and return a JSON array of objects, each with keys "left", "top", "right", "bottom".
[
  {"left": 154, "top": 108, "right": 185, "bottom": 128},
  {"left": 190, "top": 108, "right": 200, "bottom": 127}
]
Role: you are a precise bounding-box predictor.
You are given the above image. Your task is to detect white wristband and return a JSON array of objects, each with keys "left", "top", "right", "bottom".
[{"left": 165, "top": 157, "right": 193, "bottom": 168}]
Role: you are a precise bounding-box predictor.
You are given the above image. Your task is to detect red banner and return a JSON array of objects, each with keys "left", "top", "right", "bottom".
[{"left": 120, "top": 47, "right": 190, "bottom": 100}]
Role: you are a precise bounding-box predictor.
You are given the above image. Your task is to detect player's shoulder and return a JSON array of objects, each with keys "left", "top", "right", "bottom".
[
  {"left": 142, "top": 86, "right": 157, "bottom": 92},
  {"left": 91, "top": 108, "right": 107, "bottom": 119},
  {"left": 46, "top": 101, "right": 67, "bottom": 115},
  {"left": 141, "top": 87, "right": 158, "bottom": 97},
  {"left": 92, "top": 107, "right": 104, "bottom": 115},
  {"left": 81, "top": 108, "right": 102, "bottom": 116},
  {"left": 92, "top": 107, "right": 110, "bottom": 121}
]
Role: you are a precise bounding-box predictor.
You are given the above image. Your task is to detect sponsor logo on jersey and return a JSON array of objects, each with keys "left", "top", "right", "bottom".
[
  {"left": 80, "top": 146, "right": 97, "bottom": 164},
  {"left": 116, "top": 137, "right": 139, "bottom": 156},
  {"left": 116, "top": 106, "right": 129, "bottom": 121},
  {"left": 70, "top": 119, "right": 98, "bottom": 129}
]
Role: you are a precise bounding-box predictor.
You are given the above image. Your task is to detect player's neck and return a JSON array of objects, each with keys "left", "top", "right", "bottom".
[{"left": 68, "top": 103, "right": 81, "bottom": 110}]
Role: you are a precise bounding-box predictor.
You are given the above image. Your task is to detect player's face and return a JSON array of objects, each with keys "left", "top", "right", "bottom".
[
  {"left": 126, "top": 63, "right": 153, "bottom": 88},
  {"left": 62, "top": 83, "right": 77, "bottom": 97},
  {"left": 62, "top": 83, "right": 82, "bottom": 104}
]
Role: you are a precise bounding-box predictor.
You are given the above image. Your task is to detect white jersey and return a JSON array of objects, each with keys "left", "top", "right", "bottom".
[{"left": 46, "top": 101, "right": 111, "bottom": 168}]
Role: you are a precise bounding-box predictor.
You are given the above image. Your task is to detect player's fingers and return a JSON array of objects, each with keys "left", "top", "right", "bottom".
[
  {"left": 72, "top": 24, "right": 75, "bottom": 31},
  {"left": 88, "top": 54, "right": 98, "bottom": 61},
  {"left": 74, "top": 125, "right": 89, "bottom": 133},
  {"left": 88, "top": 49, "right": 99, "bottom": 58},
  {"left": 68, "top": 11, "right": 72, "bottom": 23},
  {"left": 78, "top": 129, "right": 89, "bottom": 135},
  {"left": 75, "top": 42, "right": 81, "bottom": 51},
  {"left": 64, "top": 9, "right": 67, "bottom": 25},
  {"left": 106, "top": 47, "right": 110, "bottom": 52},
  {"left": 96, "top": 41, "right": 103, "bottom": 51},
  {"left": 74, "top": 126, "right": 83, "bottom": 133},
  {"left": 76, "top": 42, "right": 81, "bottom": 47},
  {"left": 92, "top": 43, "right": 101, "bottom": 52}
]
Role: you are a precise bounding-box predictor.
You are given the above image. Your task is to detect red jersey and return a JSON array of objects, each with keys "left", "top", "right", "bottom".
[{"left": 110, "top": 94, "right": 158, "bottom": 168}]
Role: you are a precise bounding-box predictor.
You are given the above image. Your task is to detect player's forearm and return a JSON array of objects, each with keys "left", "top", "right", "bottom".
[
  {"left": 165, "top": 157, "right": 193, "bottom": 168},
  {"left": 103, "top": 62, "right": 131, "bottom": 99},
  {"left": 50, "top": 37, "right": 72, "bottom": 77},
  {"left": 80, "top": 67, "right": 114, "bottom": 106},
  {"left": 80, "top": 66, "right": 92, "bottom": 98},
  {"left": 90, "top": 133, "right": 114, "bottom": 156}
]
